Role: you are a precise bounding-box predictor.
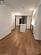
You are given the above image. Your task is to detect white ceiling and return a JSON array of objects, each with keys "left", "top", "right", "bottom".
[{"left": 6, "top": 0, "right": 38, "bottom": 15}]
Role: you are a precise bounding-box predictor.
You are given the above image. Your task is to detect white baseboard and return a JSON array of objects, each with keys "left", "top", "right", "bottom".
[{"left": 0, "top": 30, "right": 11, "bottom": 39}]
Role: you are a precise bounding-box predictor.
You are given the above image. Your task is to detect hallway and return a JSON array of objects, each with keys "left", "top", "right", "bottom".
[
  {"left": 0, "top": 30, "right": 40, "bottom": 55},
  {"left": 0, "top": 0, "right": 41, "bottom": 55}
]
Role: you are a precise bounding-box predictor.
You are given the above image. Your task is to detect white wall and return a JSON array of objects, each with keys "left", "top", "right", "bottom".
[
  {"left": 11, "top": 13, "right": 15, "bottom": 29},
  {"left": 32, "top": 0, "right": 41, "bottom": 40},
  {"left": 27, "top": 16, "right": 32, "bottom": 29},
  {"left": 0, "top": 5, "right": 12, "bottom": 39},
  {"left": 16, "top": 17, "right": 20, "bottom": 26}
]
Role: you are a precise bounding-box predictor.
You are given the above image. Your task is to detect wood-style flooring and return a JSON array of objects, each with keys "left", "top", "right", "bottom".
[{"left": 0, "top": 30, "right": 41, "bottom": 55}]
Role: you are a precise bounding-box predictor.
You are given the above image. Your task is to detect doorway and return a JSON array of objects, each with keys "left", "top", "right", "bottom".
[{"left": 15, "top": 15, "right": 27, "bottom": 32}]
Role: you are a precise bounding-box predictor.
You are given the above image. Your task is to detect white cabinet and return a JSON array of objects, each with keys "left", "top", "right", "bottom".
[{"left": 20, "top": 24, "right": 26, "bottom": 32}]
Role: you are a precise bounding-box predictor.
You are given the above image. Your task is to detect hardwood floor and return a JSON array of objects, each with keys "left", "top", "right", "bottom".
[{"left": 0, "top": 30, "right": 41, "bottom": 55}]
